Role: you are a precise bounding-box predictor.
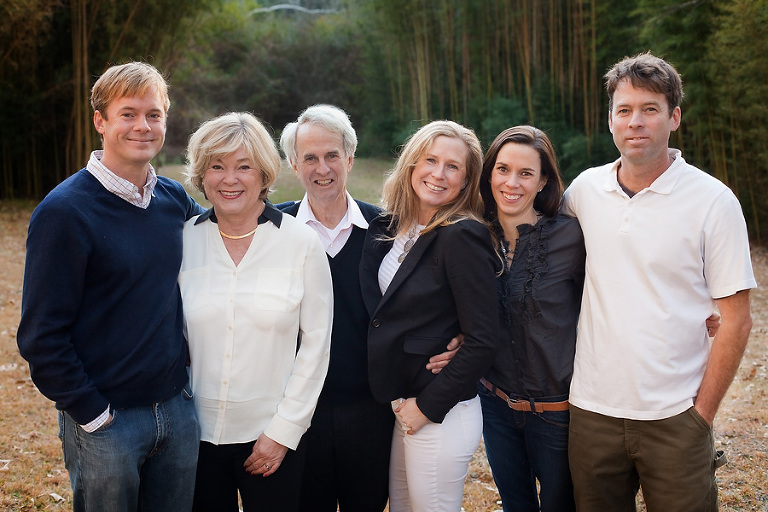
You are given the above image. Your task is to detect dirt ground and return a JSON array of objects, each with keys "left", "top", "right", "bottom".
[{"left": 0, "top": 201, "right": 766, "bottom": 511}]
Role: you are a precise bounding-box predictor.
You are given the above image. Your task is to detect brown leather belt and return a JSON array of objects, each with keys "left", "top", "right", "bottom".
[{"left": 480, "top": 377, "right": 569, "bottom": 412}]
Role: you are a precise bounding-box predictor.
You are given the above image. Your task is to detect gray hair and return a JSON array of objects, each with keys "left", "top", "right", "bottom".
[{"left": 280, "top": 104, "right": 358, "bottom": 164}]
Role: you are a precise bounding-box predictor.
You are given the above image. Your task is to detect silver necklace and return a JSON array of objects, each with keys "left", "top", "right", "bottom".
[
  {"left": 500, "top": 238, "right": 514, "bottom": 267},
  {"left": 398, "top": 225, "right": 419, "bottom": 263}
]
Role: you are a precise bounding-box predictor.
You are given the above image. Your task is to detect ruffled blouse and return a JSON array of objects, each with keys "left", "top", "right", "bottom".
[{"left": 484, "top": 214, "right": 585, "bottom": 400}]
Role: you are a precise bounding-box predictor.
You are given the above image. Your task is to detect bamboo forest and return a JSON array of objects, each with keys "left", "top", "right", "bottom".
[{"left": 2, "top": 0, "right": 767, "bottom": 241}]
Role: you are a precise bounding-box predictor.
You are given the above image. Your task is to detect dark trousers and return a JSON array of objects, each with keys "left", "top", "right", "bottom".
[
  {"left": 299, "top": 399, "right": 394, "bottom": 512},
  {"left": 568, "top": 405, "right": 719, "bottom": 512},
  {"left": 193, "top": 439, "right": 306, "bottom": 512}
]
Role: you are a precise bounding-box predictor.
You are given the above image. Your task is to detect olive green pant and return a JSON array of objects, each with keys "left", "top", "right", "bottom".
[{"left": 568, "top": 405, "right": 722, "bottom": 512}]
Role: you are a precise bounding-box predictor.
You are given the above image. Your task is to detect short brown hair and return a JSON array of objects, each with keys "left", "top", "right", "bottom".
[
  {"left": 90, "top": 62, "right": 170, "bottom": 119},
  {"left": 605, "top": 52, "right": 683, "bottom": 115}
]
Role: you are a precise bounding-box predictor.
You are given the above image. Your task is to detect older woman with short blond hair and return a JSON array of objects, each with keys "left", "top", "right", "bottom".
[{"left": 180, "top": 112, "right": 333, "bottom": 512}]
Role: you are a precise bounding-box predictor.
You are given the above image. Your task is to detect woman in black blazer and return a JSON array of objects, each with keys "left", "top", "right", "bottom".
[{"left": 360, "top": 120, "right": 500, "bottom": 511}]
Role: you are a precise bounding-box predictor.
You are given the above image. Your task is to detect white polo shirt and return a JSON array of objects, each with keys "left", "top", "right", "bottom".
[{"left": 562, "top": 149, "right": 756, "bottom": 420}]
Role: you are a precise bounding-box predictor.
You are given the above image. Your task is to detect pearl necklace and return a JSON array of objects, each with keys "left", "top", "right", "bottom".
[{"left": 219, "top": 227, "right": 257, "bottom": 240}]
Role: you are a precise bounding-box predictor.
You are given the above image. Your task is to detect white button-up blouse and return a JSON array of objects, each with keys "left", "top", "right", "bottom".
[{"left": 179, "top": 206, "right": 333, "bottom": 449}]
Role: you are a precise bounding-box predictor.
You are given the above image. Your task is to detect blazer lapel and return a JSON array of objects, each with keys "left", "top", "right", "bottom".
[
  {"left": 360, "top": 215, "right": 392, "bottom": 317},
  {"left": 376, "top": 227, "right": 438, "bottom": 310}
]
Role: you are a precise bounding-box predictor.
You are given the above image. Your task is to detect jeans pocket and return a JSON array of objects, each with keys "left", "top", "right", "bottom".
[
  {"left": 538, "top": 409, "right": 570, "bottom": 428},
  {"left": 91, "top": 409, "right": 118, "bottom": 434}
]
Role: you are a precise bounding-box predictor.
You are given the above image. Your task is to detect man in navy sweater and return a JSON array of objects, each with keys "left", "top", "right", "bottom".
[
  {"left": 17, "top": 62, "right": 202, "bottom": 512},
  {"left": 279, "top": 105, "right": 460, "bottom": 511}
]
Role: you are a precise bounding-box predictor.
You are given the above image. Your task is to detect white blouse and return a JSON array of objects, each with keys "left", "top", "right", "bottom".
[
  {"left": 179, "top": 211, "right": 333, "bottom": 449},
  {"left": 378, "top": 223, "right": 424, "bottom": 293}
]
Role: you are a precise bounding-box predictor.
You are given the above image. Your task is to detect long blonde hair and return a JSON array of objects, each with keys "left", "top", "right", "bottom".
[{"left": 382, "top": 120, "right": 484, "bottom": 237}]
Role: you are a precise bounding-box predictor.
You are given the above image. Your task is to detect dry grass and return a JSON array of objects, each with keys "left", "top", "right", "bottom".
[{"left": 1, "top": 198, "right": 766, "bottom": 511}]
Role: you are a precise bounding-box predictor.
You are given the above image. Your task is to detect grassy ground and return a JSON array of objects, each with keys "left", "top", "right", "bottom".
[{"left": 1, "top": 163, "right": 767, "bottom": 509}]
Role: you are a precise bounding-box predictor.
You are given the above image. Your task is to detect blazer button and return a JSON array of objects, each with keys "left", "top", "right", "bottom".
[{"left": 371, "top": 319, "right": 380, "bottom": 328}]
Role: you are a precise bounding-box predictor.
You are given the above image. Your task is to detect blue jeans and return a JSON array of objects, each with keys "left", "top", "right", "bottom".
[
  {"left": 59, "top": 388, "right": 200, "bottom": 512},
  {"left": 478, "top": 382, "right": 574, "bottom": 512}
]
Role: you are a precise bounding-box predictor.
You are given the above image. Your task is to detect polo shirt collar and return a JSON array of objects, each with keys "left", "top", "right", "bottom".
[{"left": 603, "top": 149, "right": 684, "bottom": 196}]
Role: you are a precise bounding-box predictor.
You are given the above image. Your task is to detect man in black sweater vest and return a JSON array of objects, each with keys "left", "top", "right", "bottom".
[{"left": 278, "top": 105, "right": 459, "bottom": 512}]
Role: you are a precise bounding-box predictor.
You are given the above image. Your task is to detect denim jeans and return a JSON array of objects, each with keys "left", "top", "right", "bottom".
[
  {"left": 59, "top": 387, "right": 200, "bottom": 512},
  {"left": 478, "top": 382, "right": 575, "bottom": 512}
]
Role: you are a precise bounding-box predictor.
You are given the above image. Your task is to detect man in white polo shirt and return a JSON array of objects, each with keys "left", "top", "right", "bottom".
[{"left": 562, "top": 53, "right": 756, "bottom": 511}]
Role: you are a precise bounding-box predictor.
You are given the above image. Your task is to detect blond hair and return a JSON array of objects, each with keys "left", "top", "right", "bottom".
[
  {"left": 382, "top": 120, "right": 484, "bottom": 237},
  {"left": 90, "top": 62, "right": 170, "bottom": 118},
  {"left": 185, "top": 112, "right": 279, "bottom": 200}
]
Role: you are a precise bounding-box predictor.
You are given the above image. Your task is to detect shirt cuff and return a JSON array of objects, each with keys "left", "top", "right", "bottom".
[{"left": 80, "top": 406, "right": 111, "bottom": 433}]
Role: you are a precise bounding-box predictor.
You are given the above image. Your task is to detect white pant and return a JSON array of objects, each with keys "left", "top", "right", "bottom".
[{"left": 388, "top": 396, "right": 483, "bottom": 512}]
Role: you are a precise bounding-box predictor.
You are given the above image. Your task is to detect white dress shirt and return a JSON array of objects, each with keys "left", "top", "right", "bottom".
[
  {"left": 179, "top": 207, "right": 333, "bottom": 449},
  {"left": 295, "top": 192, "right": 369, "bottom": 257}
]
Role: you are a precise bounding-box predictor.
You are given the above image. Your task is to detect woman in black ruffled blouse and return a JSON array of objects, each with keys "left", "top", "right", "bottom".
[{"left": 477, "top": 126, "right": 585, "bottom": 512}]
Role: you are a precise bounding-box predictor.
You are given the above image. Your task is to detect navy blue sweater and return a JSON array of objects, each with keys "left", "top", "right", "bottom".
[{"left": 17, "top": 169, "right": 203, "bottom": 425}]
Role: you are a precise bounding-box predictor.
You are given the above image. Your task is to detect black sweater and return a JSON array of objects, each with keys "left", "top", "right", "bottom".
[{"left": 279, "top": 199, "right": 381, "bottom": 406}]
